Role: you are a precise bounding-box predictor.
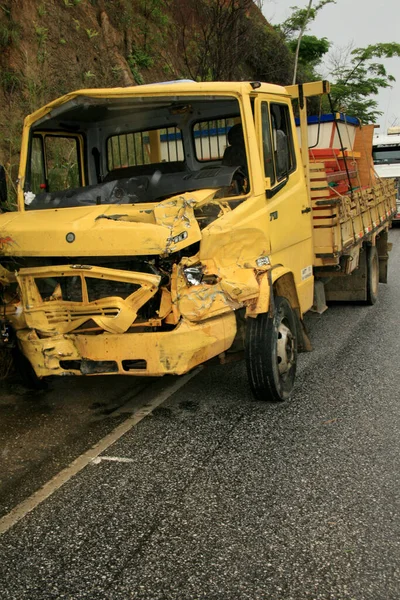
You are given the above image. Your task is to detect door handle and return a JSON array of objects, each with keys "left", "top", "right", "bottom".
[{"left": 301, "top": 207, "right": 312, "bottom": 214}]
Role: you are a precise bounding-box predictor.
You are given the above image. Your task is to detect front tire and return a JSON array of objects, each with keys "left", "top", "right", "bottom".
[{"left": 245, "top": 296, "right": 297, "bottom": 402}]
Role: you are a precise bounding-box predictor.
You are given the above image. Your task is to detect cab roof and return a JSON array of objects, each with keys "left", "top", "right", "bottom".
[{"left": 25, "top": 80, "right": 289, "bottom": 128}]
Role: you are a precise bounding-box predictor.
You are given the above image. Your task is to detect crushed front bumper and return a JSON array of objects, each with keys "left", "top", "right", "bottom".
[{"left": 16, "top": 313, "right": 237, "bottom": 378}]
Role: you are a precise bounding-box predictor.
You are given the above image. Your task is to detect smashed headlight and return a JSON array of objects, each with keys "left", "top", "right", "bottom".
[
  {"left": 183, "top": 263, "right": 205, "bottom": 286},
  {"left": 256, "top": 255, "right": 270, "bottom": 267}
]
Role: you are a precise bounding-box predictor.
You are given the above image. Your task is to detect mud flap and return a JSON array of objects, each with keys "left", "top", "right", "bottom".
[
  {"left": 324, "top": 248, "right": 367, "bottom": 302},
  {"left": 311, "top": 279, "right": 328, "bottom": 314},
  {"left": 376, "top": 230, "right": 390, "bottom": 284}
]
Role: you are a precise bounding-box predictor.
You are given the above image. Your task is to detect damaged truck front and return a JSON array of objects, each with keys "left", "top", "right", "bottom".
[{"left": 0, "top": 80, "right": 395, "bottom": 401}]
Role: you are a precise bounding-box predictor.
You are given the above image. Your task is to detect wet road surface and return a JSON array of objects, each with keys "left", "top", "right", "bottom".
[
  {"left": 0, "top": 230, "right": 399, "bottom": 599},
  {"left": 0, "top": 373, "right": 154, "bottom": 518}
]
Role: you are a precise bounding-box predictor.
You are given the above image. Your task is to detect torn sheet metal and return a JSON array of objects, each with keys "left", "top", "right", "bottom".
[
  {"left": 16, "top": 313, "right": 237, "bottom": 378},
  {"left": 0, "top": 192, "right": 204, "bottom": 258},
  {"left": 176, "top": 258, "right": 260, "bottom": 322},
  {"left": 153, "top": 194, "right": 202, "bottom": 254},
  {"left": 15, "top": 265, "right": 161, "bottom": 335}
]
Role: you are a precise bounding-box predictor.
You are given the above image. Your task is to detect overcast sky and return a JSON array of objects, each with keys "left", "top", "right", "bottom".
[{"left": 263, "top": 0, "right": 400, "bottom": 131}]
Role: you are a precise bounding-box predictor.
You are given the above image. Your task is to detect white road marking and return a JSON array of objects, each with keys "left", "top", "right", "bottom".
[
  {"left": 0, "top": 369, "right": 201, "bottom": 536},
  {"left": 91, "top": 456, "right": 135, "bottom": 464}
]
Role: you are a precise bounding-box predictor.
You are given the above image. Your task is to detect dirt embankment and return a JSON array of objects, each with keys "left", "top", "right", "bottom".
[
  {"left": 0, "top": 0, "right": 139, "bottom": 170},
  {"left": 0, "top": 0, "right": 292, "bottom": 183}
]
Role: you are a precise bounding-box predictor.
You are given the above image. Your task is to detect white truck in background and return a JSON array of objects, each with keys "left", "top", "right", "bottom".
[{"left": 373, "top": 126, "right": 400, "bottom": 221}]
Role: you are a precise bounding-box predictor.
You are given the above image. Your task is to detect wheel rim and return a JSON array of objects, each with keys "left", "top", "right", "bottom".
[{"left": 276, "top": 320, "right": 295, "bottom": 377}]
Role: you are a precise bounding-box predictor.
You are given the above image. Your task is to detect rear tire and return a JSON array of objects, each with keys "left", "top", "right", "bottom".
[
  {"left": 366, "top": 245, "right": 379, "bottom": 305},
  {"left": 245, "top": 296, "right": 297, "bottom": 402}
]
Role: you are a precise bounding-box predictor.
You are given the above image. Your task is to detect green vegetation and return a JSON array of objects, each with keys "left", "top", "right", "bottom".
[
  {"left": 277, "top": 1, "right": 400, "bottom": 122},
  {"left": 85, "top": 28, "right": 99, "bottom": 39},
  {"left": 83, "top": 70, "right": 96, "bottom": 80},
  {"left": 0, "top": 16, "right": 20, "bottom": 48},
  {"left": 0, "top": 69, "right": 22, "bottom": 95},
  {"left": 276, "top": 0, "right": 335, "bottom": 84},
  {"left": 0, "top": 119, "right": 22, "bottom": 209},
  {"left": 45, "top": 137, "right": 80, "bottom": 192},
  {"left": 127, "top": 46, "right": 154, "bottom": 84},
  {"left": 34, "top": 23, "right": 48, "bottom": 46},
  {"left": 37, "top": 3, "right": 47, "bottom": 17},
  {"left": 327, "top": 43, "right": 400, "bottom": 122}
]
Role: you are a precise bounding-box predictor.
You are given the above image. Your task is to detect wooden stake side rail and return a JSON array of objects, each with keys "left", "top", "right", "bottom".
[{"left": 308, "top": 162, "right": 396, "bottom": 267}]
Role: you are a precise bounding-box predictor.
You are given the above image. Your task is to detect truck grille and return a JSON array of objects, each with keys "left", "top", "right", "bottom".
[
  {"left": 16, "top": 264, "right": 161, "bottom": 335},
  {"left": 44, "top": 306, "right": 120, "bottom": 324}
]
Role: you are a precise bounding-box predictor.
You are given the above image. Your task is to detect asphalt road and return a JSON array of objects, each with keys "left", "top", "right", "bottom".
[
  {"left": 1, "top": 230, "right": 400, "bottom": 599},
  {"left": 0, "top": 370, "right": 155, "bottom": 518}
]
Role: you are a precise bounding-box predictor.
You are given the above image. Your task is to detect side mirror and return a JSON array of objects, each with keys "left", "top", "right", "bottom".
[{"left": 0, "top": 165, "right": 7, "bottom": 207}]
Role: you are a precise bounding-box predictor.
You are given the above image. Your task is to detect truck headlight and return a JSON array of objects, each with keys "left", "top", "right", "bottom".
[
  {"left": 256, "top": 255, "right": 270, "bottom": 267},
  {"left": 183, "top": 263, "right": 205, "bottom": 286}
]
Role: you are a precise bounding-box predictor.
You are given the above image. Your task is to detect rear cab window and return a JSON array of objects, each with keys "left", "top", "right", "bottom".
[{"left": 107, "top": 126, "right": 184, "bottom": 175}]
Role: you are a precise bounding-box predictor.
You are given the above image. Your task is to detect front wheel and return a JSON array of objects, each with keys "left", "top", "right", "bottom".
[{"left": 245, "top": 296, "right": 298, "bottom": 402}]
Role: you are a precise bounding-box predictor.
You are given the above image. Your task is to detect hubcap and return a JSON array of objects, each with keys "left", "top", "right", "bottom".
[{"left": 277, "top": 321, "right": 295, "bottom": 376}]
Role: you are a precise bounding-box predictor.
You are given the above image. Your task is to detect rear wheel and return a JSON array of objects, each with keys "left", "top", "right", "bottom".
[
  {"left": 245, "top": 296, "right": 297, "bottom": 402},
  {"left": 366, "top": 245, "right": 379, "bottom": 305}
]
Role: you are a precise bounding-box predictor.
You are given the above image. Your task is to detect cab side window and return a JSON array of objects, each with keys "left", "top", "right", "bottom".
[
  {"left": 30, "top": 136, "right": 46, "bottom": 196},
  {"left": 261, "top": 103, "right": 275, "bottom": 184},
  {"left": 261, "top": 102, "right": 296, "bottom": 184},
  {"left": 270, "top": 103, "right": 295, "bottom": 180},
  {"left": 45, "top": 136, "right": 81, "bottom": 192},
  {"left": 29, "top": 134, "right": 82, "bottom": 194}
]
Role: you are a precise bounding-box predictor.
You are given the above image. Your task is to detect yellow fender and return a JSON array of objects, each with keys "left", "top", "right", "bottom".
[
  {"left": 245, "top": 266, "right": 312, "bottom": 352},
  {"left": 245, "top": 266, "right": 299, "bottom": 316}
]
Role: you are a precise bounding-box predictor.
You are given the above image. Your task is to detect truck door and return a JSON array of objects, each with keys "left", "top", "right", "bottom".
[{"left": 255, "top": 97, "right": 314, "bottom": 313}]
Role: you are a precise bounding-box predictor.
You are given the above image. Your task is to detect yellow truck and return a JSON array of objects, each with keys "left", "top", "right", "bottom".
[{"left": 0, "top": 80, "right": 396, "bottom": 400}]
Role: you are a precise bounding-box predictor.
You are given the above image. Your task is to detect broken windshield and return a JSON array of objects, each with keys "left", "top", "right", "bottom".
[{"left": 24, "top": 94, "right": 250, "bottom": 210}]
